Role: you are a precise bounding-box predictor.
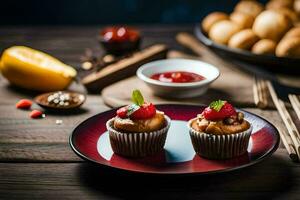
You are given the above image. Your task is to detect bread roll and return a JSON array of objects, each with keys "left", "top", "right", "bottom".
[
  {"left": 283, "top": 27, "right": 300, "bottom": 39},
  {"left": 252, "top": 10, "right": 292, "bottom": 42},
  {"left": 228, "top": 29, "right": 259, "bottom": 50},
  {"left": 276, "top": 37, "right": 300, "bottom": 57},
  {"left": 266, "top": 0, "right": 294, "bottom": 10},
  {"left": 294, "top": 22, "right": 300, "bottom": 27},
  {"left": 294, "top": 0, "right": 300, "bottom": 14},
  {"left": 269, "top": 7, "right": 299, "bottom": 23},
  {"left": 234, "top": 0, "right": 264, "bottom": 17},
  {"left": 230, "top": 12, "right": 255, "bottom": 29},
  {"left": 252, "top": 39, "right": 277, "bottom": 54},
  {"left": 209, "top": 20, "right": 241, "bottom": 45},
  {"left": 202, "top": 12, "right": 229, "bottom": 33}
]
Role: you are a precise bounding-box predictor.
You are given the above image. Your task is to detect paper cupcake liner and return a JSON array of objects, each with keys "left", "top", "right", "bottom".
[
  {"left": 106, "top": 116, "right": 171, "bottom": 158},
  {"left": 188, "top": 119, "right": 252, "bottom": 160}
]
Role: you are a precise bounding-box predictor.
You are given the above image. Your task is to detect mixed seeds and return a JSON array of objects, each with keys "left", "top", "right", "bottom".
[{"left": 47, "top": 91, "right": 80, "bottom": 107}]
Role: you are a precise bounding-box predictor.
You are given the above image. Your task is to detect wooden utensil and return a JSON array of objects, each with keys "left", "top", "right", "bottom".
[
  {"left": 288, "top": 94, "right": 300, "bottom": 121},
  {"left": 176, "top": 32, "right": 203, "bottom": 56},
  {"left": 267, "top": 81, "right": 300, "bottom": 159},
  {"left": 253, "top": 77, "right": 268, "bottom": 109},
  {"left": 81, "top": 44, "right": 168, "bottom": 93},
  {"left": 167, "top": 50, "right": 200, "bottom": 60},
  {"left": 277, "top": 127, "right": 299, "bottom": 162}
]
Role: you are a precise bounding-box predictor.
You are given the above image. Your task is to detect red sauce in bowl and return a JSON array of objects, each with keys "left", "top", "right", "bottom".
[
  {"left": 150, "top": 71, "right": 205, "bottom": 83},
  {"left": 101, "top": 26, "right": 140, "bottom": 43}
]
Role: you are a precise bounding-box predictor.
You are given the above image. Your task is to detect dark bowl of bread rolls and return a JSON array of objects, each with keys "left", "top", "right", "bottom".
[{"left": 195, "top": 0, "right": 300, "bottom": 75}]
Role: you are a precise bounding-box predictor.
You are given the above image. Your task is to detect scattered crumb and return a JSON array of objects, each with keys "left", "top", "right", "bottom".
[
  {"left": 81, "top": 61, "right": 93, "bottom": 70},
  {"left": 103, "top": 54, "right": 115, "bottom": 63},
  {"left": 56, "top": 119, "right": 63, "bottom": 125}
]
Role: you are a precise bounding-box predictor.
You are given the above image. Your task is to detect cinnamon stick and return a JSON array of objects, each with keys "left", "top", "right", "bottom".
[{"left": 81, "top": 44, "right": 168, "bottom": 93}]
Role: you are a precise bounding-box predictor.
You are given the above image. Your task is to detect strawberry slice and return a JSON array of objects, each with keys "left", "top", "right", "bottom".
[
  {"left": 116, "top": 103, "right": 156, "bottom": 120},
  {"left": 16, "top": 99, "right": 32, "bottom": 109},
  {"left": 116, "top": 90, "right": 156, "bottom": 120},
  {"left": 30, "top": 110, "right": 44, "bottom": 119},
  {"left": 202, "top": 101, "right": 236, "bottom": 120},
  {"left": 116, "top": 106, "right": 128, "bottom": 118},
  {"left": 131, "top": 103, "right": 156, "bottom": 120}
]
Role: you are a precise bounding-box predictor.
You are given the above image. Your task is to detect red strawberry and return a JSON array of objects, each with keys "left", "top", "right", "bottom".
[
  {"left": 202, "top": 101, "right": 236, "bottom": 120},
  {"left": 30, "top": 110, "right": 44, "bottom": 119},
  {"left": 131, "top": 103, "right": 156, "bottom": 120},
  {"left": 16, "top": 99, "right": 32, "bottom": 109},
  {"left": 116, "top": 106, "right": 128, "bottom": 118},
  {"left": 116, "top": 90, "right": 156, "bottom": 120},
  {"left": 116, "top": 103, "right": 156, "bottom": 120}
]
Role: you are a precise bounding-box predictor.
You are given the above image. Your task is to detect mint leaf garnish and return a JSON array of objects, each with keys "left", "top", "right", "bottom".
[
  {"left": 131, "top": 89, "right": 144, "bottom": 106},
  {"left": 209, "top": 100, "right": 226, "bottom": 112}
]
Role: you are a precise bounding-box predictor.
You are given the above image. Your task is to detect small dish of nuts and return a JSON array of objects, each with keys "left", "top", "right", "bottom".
[{"left": 34, "top": 91, "right": 86, "bottom": 111}]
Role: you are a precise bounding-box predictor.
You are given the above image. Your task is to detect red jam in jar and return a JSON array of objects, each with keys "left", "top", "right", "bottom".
[
  {"left": 150, "top": 71, "right": 206, "bottom": 83},
  {"left": 101, "top": 26, "right": 140, "bottom": 43}
]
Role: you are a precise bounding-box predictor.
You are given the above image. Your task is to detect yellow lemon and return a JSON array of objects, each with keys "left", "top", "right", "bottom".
[{"left": 0, "top": 46, "right": 77, "bottom": 91}]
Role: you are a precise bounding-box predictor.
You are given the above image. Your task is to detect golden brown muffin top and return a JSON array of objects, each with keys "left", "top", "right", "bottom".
[
  {"left": 191, "top": 112, "right": 250, "bottom": 135},
  {"left": 113, "top": 111, "right": 166, "bottom": 133}
]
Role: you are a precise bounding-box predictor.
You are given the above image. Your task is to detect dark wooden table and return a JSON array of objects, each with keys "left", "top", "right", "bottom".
[{"left": 0, "top": 25, "right": 300, "bottom": 200}]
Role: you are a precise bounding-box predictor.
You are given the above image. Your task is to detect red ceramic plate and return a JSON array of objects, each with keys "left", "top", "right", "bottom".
[{"left": 70, "top": 104, "right": 279, "bottom": 175}]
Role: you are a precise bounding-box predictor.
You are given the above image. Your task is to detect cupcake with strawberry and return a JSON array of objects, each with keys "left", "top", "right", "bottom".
[
  {"left": 188, "top": 100, "right": 252, "bottom": 159},
  {"left": 106, "top": 90, "right": 171, "bottom": 157}
]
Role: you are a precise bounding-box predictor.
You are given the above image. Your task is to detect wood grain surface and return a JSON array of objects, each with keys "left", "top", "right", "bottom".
[
  {"left": 0, "top": 26, "right": 299, "bottom": 200},
  {"left": 0, "top": 150, "right": 299, "bottom": 200}
]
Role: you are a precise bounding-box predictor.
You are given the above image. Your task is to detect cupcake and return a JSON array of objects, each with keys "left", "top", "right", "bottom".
[
  {"left": 188, "top": 100, "right": 252, "bottom": 160},
  {"left": 106, "top": 90, "right": 170, "bottom": 157}
]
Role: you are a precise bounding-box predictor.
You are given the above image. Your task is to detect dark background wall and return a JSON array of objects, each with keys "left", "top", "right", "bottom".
[{"left": 1, "top": 0, "right": 268, "bottom": 25}]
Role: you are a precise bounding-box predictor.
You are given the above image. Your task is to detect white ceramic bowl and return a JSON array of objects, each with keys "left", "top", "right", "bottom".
[{"left": 136, "top": 58, "right": 220, "bottom": 98}]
